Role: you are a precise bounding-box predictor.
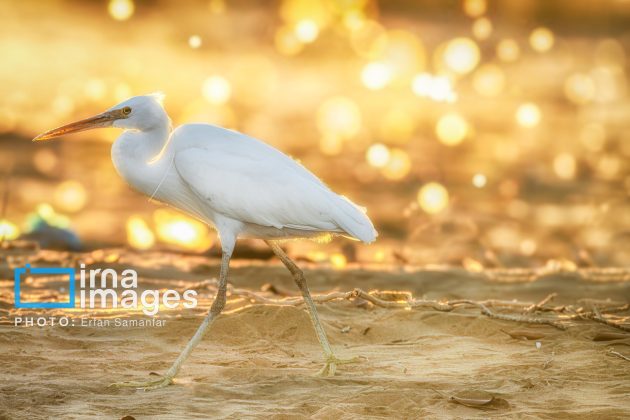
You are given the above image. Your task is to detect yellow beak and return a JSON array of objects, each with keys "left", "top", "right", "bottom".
[{"left": 33, "top": 110, "right": 121, "bottom": 141}]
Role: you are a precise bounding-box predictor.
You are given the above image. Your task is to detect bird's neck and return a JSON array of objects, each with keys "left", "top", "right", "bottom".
[{"left": 111, "top": 124, "right": 173, "bottom": 197}]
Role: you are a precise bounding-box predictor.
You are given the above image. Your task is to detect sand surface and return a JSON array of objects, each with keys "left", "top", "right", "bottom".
[{"left": 1, "top": 249, "right": 630, "bottom": 419}]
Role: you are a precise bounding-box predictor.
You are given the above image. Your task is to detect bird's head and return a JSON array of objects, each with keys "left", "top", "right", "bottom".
[{"left": 33, "top": 93, "right": 169, "bottom": 141}]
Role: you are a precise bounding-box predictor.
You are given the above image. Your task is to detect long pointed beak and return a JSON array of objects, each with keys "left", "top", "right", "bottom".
[{"left": 33, "top": 111, "right": 119, "bottom": 142}]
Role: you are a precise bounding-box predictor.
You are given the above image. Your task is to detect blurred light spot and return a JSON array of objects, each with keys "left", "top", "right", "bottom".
[
  {"left": 108, "top": 0, "right": 134, "bottom": 21},
  {"left": 373, "top": 249, "right": 386, "bottom": 262},
  {"left": 529, "top": 27, "right": 554, "bottom": 52},
  {"left": 417, "top": 182, "right": 449, "bottom": 214},
  {"left": 515, "top": 102, "right": 541, "bottom": 128},
  {"left": 37, "top": 203, "right": 55, "bottom": 220},
  {"left": 412, "top": 73, "right": 457, "bottom": 102},
  {"left": 319, "top": 134, "right": 343, "bottom": 156},
  {"left": 472, "top": 64, "right": 505, "bottom": 97},
  {"left": 342, "top": 9, "right": 366, "bottom": 31},
  {"left": 307, "top": 251, "right": 328, "bottom": 262},
  {"left": 553, "top": 153, "right": 576, "bottom": 180},
  {"left": 330, "top": 253, "right": 347, "bottom": 269},
  {"left": 436, "top": 112, "right": 469, "bottom": 146},
  {"left": 463, "top": 0, "right": 486, "bottom": 17},
  {"left": 188, "top": 35, "right": 202, "bottom": 49},
  {"left": 294, "top": 19, "right": 319, "bottom": 43},
  {"left": 381, "top": 30, "right": 426, "bottom": 80},
  {"left": 0, "top": 220, "right": 19, "bottom": 241},
  {"left": 280, "top": 0, "right": 330, "bottom": 28},
  {"left": 114, "top": 83, "right": 132, "bottom": 102},
  {"left": 33, "top": 148, "right": 58, "bottom": 175},
  {"left": 366, "top": 143, "right": 390, "bottom": 168},
  {"left": 84, "top": 79, "right": 107, "bottom": 101},
  {"left": 275, "top": 25, "right": 304, "bottom": 56},
  {"left": 497, "top": 38, "right": 520, "bottom": 62},
  {"left": 381, "top": 148, "right": 411, "bottom": 180},
  {"left": 463, "top": 257, "right": 484, "bottom": 272},
  {"left": 126, "top": 216, "right": 155, "bottom": 250},
  {"left": 361, "top": 62, "right": 392, "bottom": 90},
  {"left": 472, "top": 17, "right": 492, "bottom": 40},
  {"left": 52, "top": 95, "right": 74, "bottom": 117},
  {"left": 595, "top": 38, "right": 626, "bottom": 67},
  {"left": 202, "top": 76, "right": 231, "bottom": 105},
  {"left": 564, "top": 73, "right": 595, "bottom": 105},
  {"left": 54, "top": 180, "right": 88, "bottom": 213},
  {"left": 154, "top": 209, "right": 213, "bottom": 251},
  {"left": 591, "top": 66, "right": 626, "bottom": 103},
  {"left": 32, "top": 204, "right": 70, "bottom": 229},
  {"left": 520, "top": 239, "right": 537, "bottom": 256},
  {"left": 443, "top": 38, "right": 480, "bottom": 74},
  {"left": 380, "top": 108, "right": 416, "bottom": 144},
  {"left": 472, "top": 173, "right": 487, "bottom": 188},
  {"left": 317, "top": 96, "right": 361, "bottom": 140},
  {"left": 350, "top": 20, "right": 387, "bottom": 59},
  {"left": 580, "top": 123, "right": 606, "bottom": 152}
]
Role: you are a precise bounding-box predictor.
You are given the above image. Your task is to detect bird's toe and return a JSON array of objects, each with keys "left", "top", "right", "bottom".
[{"left": 315, "top": 354, "right": 367, "bottom": 377}]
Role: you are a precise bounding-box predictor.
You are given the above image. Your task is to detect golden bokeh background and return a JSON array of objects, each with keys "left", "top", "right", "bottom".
[{"left": 0, "top": 0, "right": 629, "bottom": 268}]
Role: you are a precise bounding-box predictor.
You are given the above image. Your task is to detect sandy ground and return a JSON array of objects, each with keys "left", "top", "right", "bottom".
[{"left": 1, "top": 249, "right": 630, "bottom": 419}]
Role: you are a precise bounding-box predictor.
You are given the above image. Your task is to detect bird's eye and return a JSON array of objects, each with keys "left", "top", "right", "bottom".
[{"left": 122, "top": 106, "right": 132, "bottom": 115}]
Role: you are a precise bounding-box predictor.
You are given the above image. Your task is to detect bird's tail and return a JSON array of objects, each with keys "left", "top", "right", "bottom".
[{"left": 330, "top": 195, "right": 378, "bottom": 244}]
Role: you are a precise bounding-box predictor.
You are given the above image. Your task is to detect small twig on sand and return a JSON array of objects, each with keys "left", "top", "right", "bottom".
[
  {"left": 590, "top": 307, "right": 630, "bottom": 333},
  {"left": 608, "top": 349, "right": 630, "bottom": 362},
  {"left": 351, "top": 288, "right": 454, "bottom": 311},
  {"left": 232, "top": 288, "right": 352, "bottom": 307},
  {"left": 598, "top": 303, "right": 630, "bottom": 315},
  {"left": 565, "top": 304, "right": 630, "bottom": 319},
  {"left": 565, "top": 306, "right": 630, "bottom": 332},
  {"left": 453, "top": 300, "right": 567, "bottom": 330},
  {"left": 448, "top": 299, "right": 531, "bottom": 310},
  {"left": 525, "top": 293, "right": 557, "bottom": 313}
]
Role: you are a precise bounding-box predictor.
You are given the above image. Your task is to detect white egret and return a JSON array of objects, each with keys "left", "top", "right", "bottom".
[{"left": 33, "top": 93, "right": 377, "bottom": 390}]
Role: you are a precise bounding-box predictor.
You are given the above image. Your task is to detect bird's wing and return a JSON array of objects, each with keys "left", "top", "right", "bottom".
[{"left": 171, "top": 124, "right": 376, "bottom": 242}]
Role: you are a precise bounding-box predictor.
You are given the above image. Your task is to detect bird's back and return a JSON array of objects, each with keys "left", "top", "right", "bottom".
[{"left": 169, "top": 123, "right": 377, "bottom": 243}]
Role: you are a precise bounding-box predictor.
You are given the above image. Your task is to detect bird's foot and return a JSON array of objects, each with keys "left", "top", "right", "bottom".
[
  {"left": 108, "top": 374, "right": 173, "bottom": 391},
  {"left": 315, "top": 354, "right": 367, "bottom": 377}
]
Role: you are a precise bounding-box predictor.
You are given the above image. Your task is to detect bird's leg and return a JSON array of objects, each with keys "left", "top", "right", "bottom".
[
  {"left": 266, "top": 240, "right": 361, "bottom": 376},
  {"left": 110, "top": 250, "right": 231, "bottom": 390}
]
